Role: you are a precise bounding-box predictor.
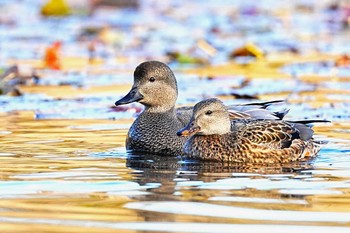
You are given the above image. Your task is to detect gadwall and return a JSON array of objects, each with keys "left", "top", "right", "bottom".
[
  {"left": 177, "top": 98, "right": 325, "bottom": 163},
  {"left": 115, "top": 61, "right": 287, "bottom": 155}
]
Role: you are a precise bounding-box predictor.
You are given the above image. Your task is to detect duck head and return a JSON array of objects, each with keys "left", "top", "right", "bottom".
[
  {"left": 115, "top": 61, "right": 178, "bottom": 112},
  {"left": 177, "top": 98, "right": 231, "bottom": 137}
]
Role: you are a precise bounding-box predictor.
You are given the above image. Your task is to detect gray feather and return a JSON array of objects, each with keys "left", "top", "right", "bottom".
[{"left": 294, "top": 123, "right": 314, "bottom": 141}]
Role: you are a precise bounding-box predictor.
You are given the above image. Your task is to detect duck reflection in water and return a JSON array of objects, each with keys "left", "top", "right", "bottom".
[{"left": 126, "top": 151, "right": 315, "bottom": 185}]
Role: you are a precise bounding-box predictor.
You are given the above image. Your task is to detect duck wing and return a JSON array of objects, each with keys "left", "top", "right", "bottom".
[
  {"left": 228, "top": 100, "right": 288, "bottom": 120},
  {"left": 227, "top": 99, "right": 284, "bottom": 111},
  {"left": 229, "top": 108, "right": 289, "bottom": 120},
  {"left": 234, "top": 119, "right": 310, "bottom": 149},
  {"left": 176, "top": 99, "right": 288, "bottom": 125}
]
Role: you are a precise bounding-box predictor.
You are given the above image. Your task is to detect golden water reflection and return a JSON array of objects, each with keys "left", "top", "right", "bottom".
[{"left": 1, "top": 109, "right": 350, "bottom": 232}]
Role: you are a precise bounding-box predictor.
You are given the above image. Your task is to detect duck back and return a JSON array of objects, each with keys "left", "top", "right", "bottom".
[{"left": 184, "top": 119, "right": 320, "bottom": 163}]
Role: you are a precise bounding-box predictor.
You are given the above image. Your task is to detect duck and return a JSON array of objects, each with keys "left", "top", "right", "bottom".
[
  {"left": 115, "top": 61, "right": 287, "bottom": 156},
  {"left": 177, "top": 98, "right": 325, "bottom": 163}
]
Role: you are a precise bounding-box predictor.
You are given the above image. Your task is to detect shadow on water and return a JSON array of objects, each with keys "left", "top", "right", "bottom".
[
  {"left": 126, "top": 152, "right": 316, "bottom": 176},
  {"left": 125, "top": 151, "right": 316, "bottom": 198}
]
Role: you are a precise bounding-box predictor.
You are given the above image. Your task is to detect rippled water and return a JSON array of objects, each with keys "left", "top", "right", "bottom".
[
  {"left": 1, "top": 72, "right": 350, "bottom": 232},
  {"left": 1, "top": 0, "right": 350, "bottom": 232}
]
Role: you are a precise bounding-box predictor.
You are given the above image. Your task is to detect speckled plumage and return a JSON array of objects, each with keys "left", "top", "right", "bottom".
[
  {"left": 179, "top": 98, "right": 321, "bottom": 163},
  {"left": 126, "top": 109, "right": 187, "bottom": 155},
  {"left": 115, "top": 61, "right": 288, "bottom": 156}
]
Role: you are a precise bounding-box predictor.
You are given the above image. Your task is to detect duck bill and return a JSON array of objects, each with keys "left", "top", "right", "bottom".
[
  {"left": 115, "top": 87, "right": 144, "bottom": 106},
  {"left": 177, "top": 124, "right": 201, "bottom": 137}
]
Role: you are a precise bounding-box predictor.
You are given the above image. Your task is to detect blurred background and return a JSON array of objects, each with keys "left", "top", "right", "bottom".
[
  {"left": 1, "top": 0, "right": 350, "bottom": 68},
  {"left": 1, "top": 0, "right": 350, "bottom": 118}
]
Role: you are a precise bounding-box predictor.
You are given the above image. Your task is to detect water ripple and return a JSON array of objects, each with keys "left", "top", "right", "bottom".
[{"left": 125, "top": 201, "right": 350, "bottom": 223}]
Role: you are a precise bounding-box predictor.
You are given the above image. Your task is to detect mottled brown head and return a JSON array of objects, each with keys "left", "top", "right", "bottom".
[
  {"left": 177, "top": 98, "right": 231, "bottom": 136},
  {"left": 115, "top": 61, "right": 178, "bottom": 112}
]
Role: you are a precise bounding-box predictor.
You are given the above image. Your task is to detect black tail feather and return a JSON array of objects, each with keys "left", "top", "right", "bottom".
[
  {"left": 273, "top": 109, "right": 290, "bottom": 120},
  {"left": 287, "top": 120, "right": 331, "bottom": 124},
  {"left": 243, "top": 100, "right": 285, "bottom": 108}
]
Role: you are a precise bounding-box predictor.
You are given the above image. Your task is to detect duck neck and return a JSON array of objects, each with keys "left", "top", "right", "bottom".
[{"left": 144, "top": 105, "right": 176, "bottom": 114}]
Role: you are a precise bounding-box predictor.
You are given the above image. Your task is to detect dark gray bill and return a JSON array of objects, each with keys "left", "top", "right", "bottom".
[{"left": 115, "top": 87, "right": 143, "bottom": 106}]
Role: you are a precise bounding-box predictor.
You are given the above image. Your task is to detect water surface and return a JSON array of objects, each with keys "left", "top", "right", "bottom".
[{"left": 1, "top": 0, "right": 350, "bottom": 232}]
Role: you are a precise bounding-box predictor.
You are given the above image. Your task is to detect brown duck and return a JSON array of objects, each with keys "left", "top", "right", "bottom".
[{"left": 177, "top": 98, "right": 326, "bottom": 163}]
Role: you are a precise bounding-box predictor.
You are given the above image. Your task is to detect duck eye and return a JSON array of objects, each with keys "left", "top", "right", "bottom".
[
  {"left": 205, "top": 110, "right": 213, "bottom": 115},
  {"left": 149, "top": 77, "right": 155, "bottom": 82}
]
